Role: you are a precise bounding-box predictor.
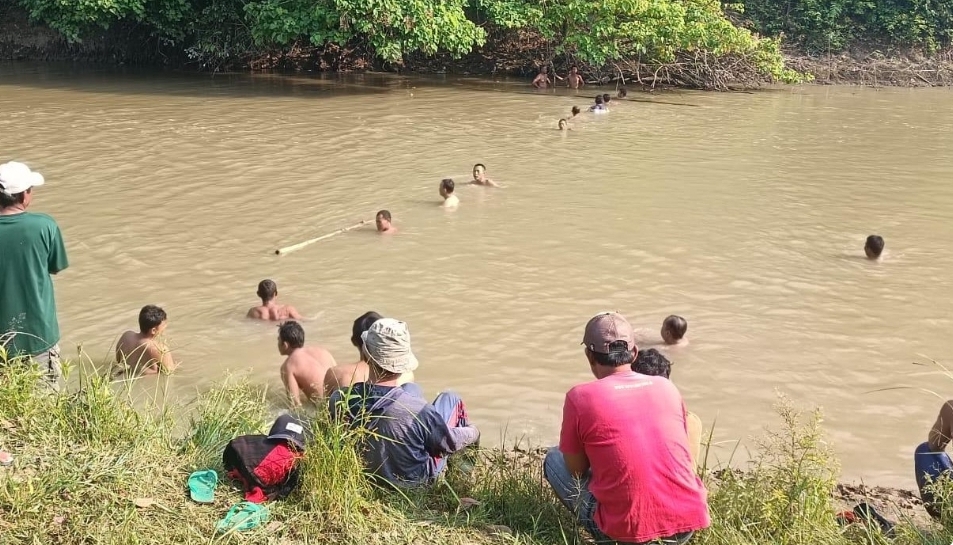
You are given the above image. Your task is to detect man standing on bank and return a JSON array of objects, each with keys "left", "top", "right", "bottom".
[
  {"left": 544, "top": 312, "right": 709, "bottom": 544},
  {"left": 0, "top": 161, "right": 68, "bottom": 388}
]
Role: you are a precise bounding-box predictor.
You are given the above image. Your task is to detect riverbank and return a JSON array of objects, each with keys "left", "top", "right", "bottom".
[
  {"left": 1, "top": 355, "right": 951, "bottom": 545},
  {"left": 3, "top": 4, "right": 953, "bottom": 89}
]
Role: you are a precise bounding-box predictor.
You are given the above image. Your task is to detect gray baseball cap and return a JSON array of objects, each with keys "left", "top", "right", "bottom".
[{"left": 361, "top": 318, "right": 420, "bottom": 374}]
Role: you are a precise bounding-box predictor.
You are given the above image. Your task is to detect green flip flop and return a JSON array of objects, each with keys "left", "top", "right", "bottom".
[
  {"left": 187, "top": 469, "right": 218, "bottom": 504},
  {"left": 216, "top": 501, "right": 269, "bottom": 533}
]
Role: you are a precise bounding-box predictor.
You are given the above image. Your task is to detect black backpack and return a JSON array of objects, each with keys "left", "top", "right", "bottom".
[{"left": 222, "top": 435, "right": 302, "bottom": 501}]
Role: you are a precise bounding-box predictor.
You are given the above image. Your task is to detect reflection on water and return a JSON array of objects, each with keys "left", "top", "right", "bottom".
[{"left": 2, "top": 64, "right": 953, "bottom": 487}]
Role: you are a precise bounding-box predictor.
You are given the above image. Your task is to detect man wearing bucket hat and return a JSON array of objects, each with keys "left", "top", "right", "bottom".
[
  {"left": 544, "top": 312, "right": 709, "bottom": 544},
  {"left": 0, "top": 161, "right": 68, "bottom": 388},
  {"left": 329, "top": 318, "right": 479, "bottom": 487}
]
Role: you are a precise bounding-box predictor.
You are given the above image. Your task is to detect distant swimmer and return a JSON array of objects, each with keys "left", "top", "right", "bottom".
[
  {"left": 617, "top": 87, "right": 628, "bottom": 99},
  {"left": 440, "top": 178, "right": 459, "bottom": 208},
  {"left": 277, "top": 320, "right": 337, "bottom": 407},
  {"left": 661, "top": 315, "right": 688, "bottom": 346},
  {"left": 247, "top": 279, "right": 302, "bottom": 321},
  {"left": 115, "top": 305, "right": 178, "bottom": 375},
  {"left": 558, "top": 118, "right": 570, "bottom": 131},
  {"left": 471, "top": 163, "right": 500, "bottom": 187},
  {"left": 532, "top": 66, "right": 552, "bottom": 89},
  {"left": 571, "top": 106, "right": 581, "bottom": 118},
  {"left": 603, "top": 93, "right": 612, "bottom": 106},
  {"left": 566, "top": 65, "right": 584, "bottom": 89},
  {"left": 865, "top": 235, "right": 885, "bottom": 260},
  {"left": 376, "top": 210, "right": 397, "bottom": 234},
  {"left": 589, "top": 95, "right": 607, "bottom": 112}
]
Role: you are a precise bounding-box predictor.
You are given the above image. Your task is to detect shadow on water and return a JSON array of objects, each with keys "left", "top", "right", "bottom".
[{"left": 0, "top": 61, "right": 704, "bottom": 107}]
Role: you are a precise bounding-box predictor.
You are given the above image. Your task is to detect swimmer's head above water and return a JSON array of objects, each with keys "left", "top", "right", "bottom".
[
  {"left": 571, "top": 106, "right": 581, "bottom": 117},
  {"left": 661, "top": 315, "right": 688, "bottom": 345},
  {"left": 472, "top": 163, "right": 487, "bottom": 182},
  {"left": 138, "top": 304, "right": 168, "bottom": 337},
  {"left": 617, "top": 87, "right": 628, "bottom": 98},
  {"left": 558, "top": 118, "right": 569, "bottom": 130},
  {"left": 594, "top": 95, "right": 604, "bottom": 105},
  {"left": 277, "top": 320, "right": 305, "bottom": 355},
  {"left": 865, "top": 234, "right": 885, "bottom": 259},
  {"left": 256, "top": 279, "right": 278, "bottom": 303},
  {"left": 602, "top": 93, "right": 611, "bottom": 104},
  {"left": 376, "top": 209, "right": 394, "bottom": 232},
  {"left": 440, "top": 178, "right": 455, "bottom": 197}
]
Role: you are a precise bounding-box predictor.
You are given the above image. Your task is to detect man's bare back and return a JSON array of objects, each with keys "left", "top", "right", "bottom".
[
  {"left": 115, "top": 331, "right": 176, "bottom": 375},
  {"left": 282, "top": 345, "right": 337, "bottom": 406},
  {"left": 247, "top": 303, "right": 302, "bottom": 321},
  {"left": 324, "top": 360, "right": 415, "bottom": 397}
]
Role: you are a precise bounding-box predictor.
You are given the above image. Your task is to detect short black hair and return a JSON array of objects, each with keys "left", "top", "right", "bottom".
[
  {"left": 279, "top": 320, "right": 305, "bottom": 349},
  {"left": 441, "top": 178, "right": 455, "bottom": 193},
  {"left": 663, "top": 315, "right": 688, "bottom": 341},
  {"left": 138, "top": 305, "right": 167, "bottom": 333},
  {"left": 377, "top": 210, "right": 392, "bottom": 221},
  {"left": 351, "top": 311, "right": 383, "bottom": 347},
  {"left": 633, "top": 348, "right": 672, "bottom": 379},
  {"left": 595, "top": 95, "right": 603, "bottom": 104},
  {"left": 618, "top": 87, "right": 628, "bottom": 98},
  {"left": 865, "top": 235, "right": 885, "bottom": 257},
  {"left": 257, "top": 279, "right": 277, "bottom": 301},
  {"left": 602, "top": 93, "right": 611, "bottom": 103},
  {"left": 474, "top": 163, "right": 486, "bottom": 171},
  {"left": 571, "top": 106, "right": 581, "bottom": 116},
  {"left": 0, "top": 187, "right": 26, "bottom": 208},
  {"left": 588, "top": 341, "right": 634, "bottom": 367}
]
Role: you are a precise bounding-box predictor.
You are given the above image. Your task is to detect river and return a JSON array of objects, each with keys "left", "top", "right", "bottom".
[{"left": 2, "top": 63, "right": 953, "bottom": 488}]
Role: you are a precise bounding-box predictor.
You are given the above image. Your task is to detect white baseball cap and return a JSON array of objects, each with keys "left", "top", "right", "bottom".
[{"left": 0, "top": 162, "right": 45, "bottom": 195}]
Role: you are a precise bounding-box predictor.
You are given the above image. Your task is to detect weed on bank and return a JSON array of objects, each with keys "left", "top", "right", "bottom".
[{"left": 2, "top": 351, "right": 953, "bottom": 544}]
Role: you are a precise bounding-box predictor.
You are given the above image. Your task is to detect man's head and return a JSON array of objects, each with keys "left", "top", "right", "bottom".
[
  {"left": 571, "top": 106, "right": 581, "bottom": 116},
  {"left": 361, "top": 318, "right": 419, "bottom": 378},
  {"left": 440, "top": 178, "right": 455, "bottom": 198},
  {"left": 376, "top": 210, "right": 392, "bottom": 232},
  {"left": 661, "top": 315, "right": 688, "bottom": 345},
  {"left": 570, "top": 65, "right": 578, "bottom": 74},
  {"left": 138, "top": 305, "right": 168, "bottom": 336},
  {"left": 865, "top": 235, "right": 885, "bottom": 259},
  {"left": 558, "top": 118, "right": 568, "bottom": 130},
  {"left": 256, "top": 279, "right": 278, "bottom": 302},
  {"left": 351, "top": 311, "right": 384, "bottom": 349},
  {"left": 632, "top": 348, "right": 672, "bottom": 379},
  {"left": 602, "top": 93, "right": 611, "bottom": 103},
  {"left": 617, "top": 87, "right": 628, "bottom": 98},
  {"left": 0, "top": 161, "right": 44, "bottom": 210},
  {"left": 594, "top": 95, "right": 604, "bottom": 105},
  {"left": 278, "top": 320, "right": 305, "bottom": 355},
  {"left": 540, "top": 66, "right": 549, "bottom": 74},
  {"left": 472, "top": 163, "right": 487, "bottom": 182},
  {"left": 582, "top": 312, "right": 636, "bottom": 376}
]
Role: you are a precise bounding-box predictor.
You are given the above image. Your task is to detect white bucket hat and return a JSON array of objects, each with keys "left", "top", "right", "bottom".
[
  {"left": 0, "top": 162, "right": 45, "bottom": 195},
  {"left": 361, "top": 318, "right": 419, "bottom": 374}
]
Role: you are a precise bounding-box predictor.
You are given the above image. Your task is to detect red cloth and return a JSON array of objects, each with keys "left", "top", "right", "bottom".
[
  {"left": 227, "top": 444, "right": 301, "bottom": 503},
  {"left": 559, "top": 371, "right": 709, "bottom": 543}
]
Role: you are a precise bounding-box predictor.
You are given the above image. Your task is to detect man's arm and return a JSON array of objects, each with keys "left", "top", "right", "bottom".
[
  {"left": 246, "top": 307, "right": 259, "bottom": 319},
  {"left": 485, "top": 179, "right": 501, "bottom": 188},
  {"left": 282, "top": 361, "right": 302, "bottom": 407},
  {"left": 558, "top": 393, "right": 590, "bottom": 477},
  {"left": 563, "top": 452, "right": 590, "bottom": 477},
  {"left": 928, "top": 400, "right": 953, "bottom": 451},
  {"left": 323, "top": 367, "right": 342, "bottom": 397},
  {"left": 150, "top": 341, "right": 177, "bottom": 374},
  {"left": 287, "top": 306, "right": 303, "bottom": 320},
  {"left": 48, "top": 222, "right": 68, "bottom": 275}
]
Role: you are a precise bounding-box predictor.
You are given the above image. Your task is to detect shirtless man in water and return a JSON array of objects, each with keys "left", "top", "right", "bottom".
[
  {"left": 470, "top": 164, "right": 500, "bottom": 187},
  {"left": 247, "top": 279, "right": 302, "bottom": 321},
  {"left": 324, "top": 311, "right": 414, "bottom": 395},
  {"left": 278, "top": 321, "right": 337, "bottom": 406},
  {"left": 532, "top": 66, "right": 552, "bottom": 89},
  {"left": 115, "top": 305, "right": 178, "bottom": 375},
  {"left": 566, "top": 65, "right": 584, "bottom": 89},
  {"left": 376, "top": 210, "right": 397, "bottom": 234}
]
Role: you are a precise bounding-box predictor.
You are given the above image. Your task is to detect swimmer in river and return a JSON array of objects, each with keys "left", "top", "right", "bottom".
[
  {"left": 471, "top": 164, "right": 500, "bottom": 187},
  {"left": 589, "top": 95, "right": 606, "bottom": 112},
  {"left": 566, "top": 65, "right": 584, "bottom": 89},
  {"left": 603, "top": 93, "right": 612, "bottom": 106},
  {"left": 865, "top": 235, "right": 885, "bottom": 260},
  {"left": 440, "top": 178, "right": 459, "bottom": 208},
  {"left": 617, "top": 87, "right": 628, "bottom": 99},
  {"left": 571, "top": 106, "right": 581, "bottom": 118},
  {"left": 661, "top": 315, "right": 688, "bottom": 346},
  {"left": 532, "top": 66, "right": 552, "bottom": 89},
  {"left": 115, "top": 304, "right": 178, "bottom": 376},
  {"left": 376, "top": 209, "right": 397, "bottom": 234},
  {"left": 558, "top": 118, "right": 570, "bottom": 131},
  {"left": 247, "top": 279, "right": 302, "bottom": 321},
  {"left": 277, "top": 320, "right": 336, "bottom": 407}
]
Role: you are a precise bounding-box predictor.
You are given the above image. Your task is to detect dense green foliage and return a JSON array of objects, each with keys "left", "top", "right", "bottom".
[
  {"left": 739, "top": 0, "right": 953, "bottom": 52},
  {"left": 7, "top": 0, "right": 798, "bottom": 84}
]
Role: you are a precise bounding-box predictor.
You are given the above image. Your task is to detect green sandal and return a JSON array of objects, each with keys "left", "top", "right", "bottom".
[{"left": 216, "top": 501, "right": 269, "bottom": 533}]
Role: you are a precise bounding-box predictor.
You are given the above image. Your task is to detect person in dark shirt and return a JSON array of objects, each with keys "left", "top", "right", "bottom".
[{"left": 329, "top": 318, "right": 479, "bottom": 487}]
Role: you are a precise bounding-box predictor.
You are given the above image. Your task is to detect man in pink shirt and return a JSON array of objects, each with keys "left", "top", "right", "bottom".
[{"left": 544, "top": 312, "right": 710, "bottom": 544}]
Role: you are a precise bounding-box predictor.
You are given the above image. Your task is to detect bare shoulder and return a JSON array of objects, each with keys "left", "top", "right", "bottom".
[{"left": 246, "top": 306, "right": 263, "bottom": 319}]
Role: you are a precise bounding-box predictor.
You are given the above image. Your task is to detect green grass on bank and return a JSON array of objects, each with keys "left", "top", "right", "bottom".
[{"left": 2, "top": 350, "right": 953, "bottom": 545}]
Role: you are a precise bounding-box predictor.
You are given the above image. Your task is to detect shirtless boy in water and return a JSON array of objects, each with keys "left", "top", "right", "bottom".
[
  {"left": 324, "top": 311, "right": 414, "bottom": 395},
  {"left": 470, "top": 164, "right": 500, "bottom": 187},
  {"left": 278, "top": 321, "right": 337, "bottom": 406},
  {"left": 115, "top": 305, "right": 178, "bottom": 375},
  {"left": 440, "top": 178, "right": 459, "bottom": 208},
  {"left": 376, "top": 210, "right": 397, "bottom": 234},
  {"left": 566, "top": 65, "right": 584, "bottom": 89},
  {"left": 247, "top": 279, "right": 302, "bottom": 321}
]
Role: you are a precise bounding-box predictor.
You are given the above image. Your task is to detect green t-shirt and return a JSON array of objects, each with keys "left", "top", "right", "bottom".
[{"left": 0, "top": 212, "right": 68, "bottom": 356}]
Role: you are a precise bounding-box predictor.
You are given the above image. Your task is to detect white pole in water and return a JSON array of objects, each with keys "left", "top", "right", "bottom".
[{"left": 275, "top": 219, "right": 371, "bottom": 255}]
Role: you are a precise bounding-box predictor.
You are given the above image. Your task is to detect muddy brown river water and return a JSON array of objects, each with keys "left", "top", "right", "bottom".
[{"left": 2, "top": 64, "right": 953, "bottom": 488}]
